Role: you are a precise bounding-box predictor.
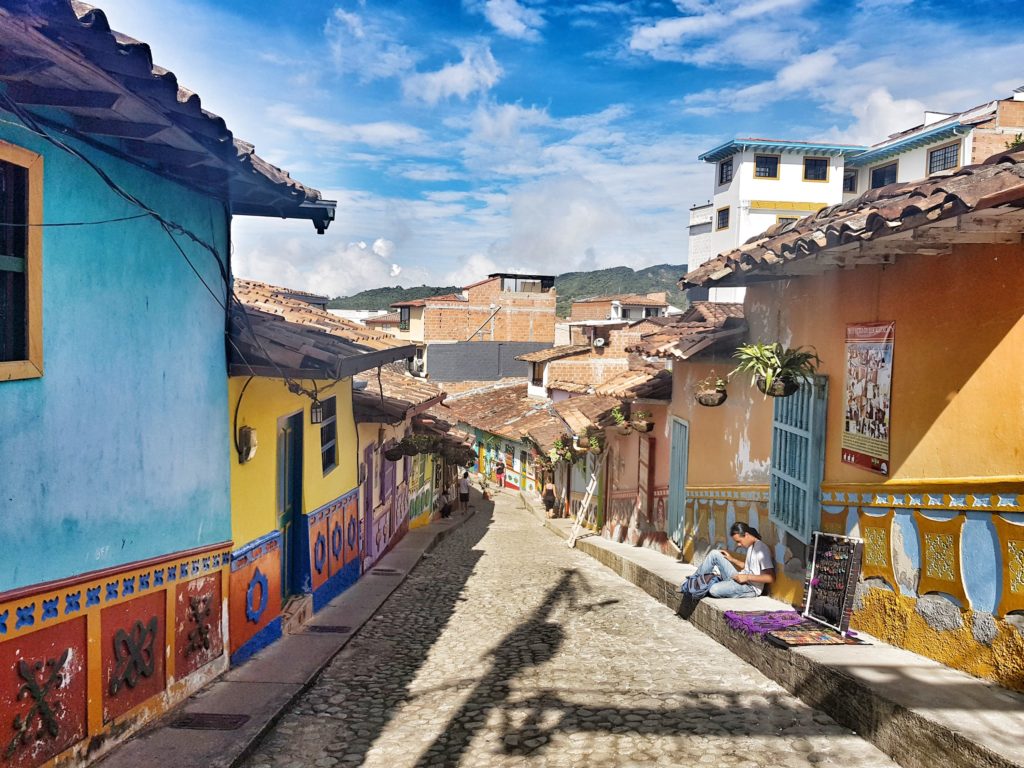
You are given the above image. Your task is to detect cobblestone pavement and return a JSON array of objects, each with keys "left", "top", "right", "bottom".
[{"left": 242, "top": 494, "right": 898, "bottom": 768}]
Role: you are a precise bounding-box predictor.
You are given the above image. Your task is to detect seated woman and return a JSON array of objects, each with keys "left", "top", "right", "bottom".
[{"left": 692, "top": 522, "right": 775, "bottom": 598}]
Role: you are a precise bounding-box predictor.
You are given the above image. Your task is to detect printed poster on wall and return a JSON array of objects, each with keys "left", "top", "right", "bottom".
[{"left": 841, "top": 322, "right": 894, "bottom": 475}]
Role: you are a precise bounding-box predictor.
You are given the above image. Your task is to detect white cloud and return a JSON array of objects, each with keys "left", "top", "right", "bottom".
[
  {"left": 444, "top": 252, "right": 499, "bottom": 286},
  {"left": 325, "top": 6, "right": 417, "bottom": 83},
  {"left": 402, "top": 44, "right": 503, "bottom": 105},
  {"left": 465, "top": 0, "right": 545, "bottom": 41},
  {"left": 266, "top": 104, "right": 425, "bottom": 147},
  {"left": 820, "top": 87, "right": 926, "bottom": 145}
]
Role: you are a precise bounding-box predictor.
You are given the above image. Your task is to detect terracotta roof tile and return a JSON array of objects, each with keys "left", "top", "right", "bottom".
[
  {"left": 353, "top": 369, "right": 444, "bottom": 423},
  {"left": 365, "top": 312, "right": 400, "bottom": 325},
  {"left": 515, "top": 345, "right": 590, "bottom": 363}
]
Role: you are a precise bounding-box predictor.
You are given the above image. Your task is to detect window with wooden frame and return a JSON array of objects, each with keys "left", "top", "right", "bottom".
[
  {"left": 869, "top": 162, "right": 897, "bottom": 189},
  {"left": 842, "top": 170, "right": 857, "bottom": 193},
  {"left": 398, "top": 306, "right": 410, "bottom": 331},
  {"left": 754, "top": 154, "right": 780, "bottom": 179},
  {"left": 320, "top": 395, "right": 338, "bottom": 474},
  {"left": 718, "top": 159, "right": 733, "bottom": 185},
  {"left": 0, "top": 142, "right": 42, "bottom": 381},
  {"left": 803, "top": 157, "right": 829, "bottom": 182},
  {"left": 927, "top": 142, "right": 960, "bottom": 175},
  {"left": 531, "top": 362, "right": 544, "bottom": 387},
  {"left": 716, "top": 206, "right": 730, "bottom": 230}
]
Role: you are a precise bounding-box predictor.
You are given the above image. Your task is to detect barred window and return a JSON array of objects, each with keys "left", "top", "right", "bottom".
[
  {"left": 716, "top": 207, "right": 730, "bottom": 230},
  {"left": 928, "top": 143, "right": 959, "bottom": 175},
  {"left": 320, "top": 396, "right": 338, "bottom": 474},
  {"left": 398, "top": 306, "right": 410, "bottom": 331}
]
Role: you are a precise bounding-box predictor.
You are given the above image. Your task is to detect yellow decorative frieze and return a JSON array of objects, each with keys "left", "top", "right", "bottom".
[
  {"left": 913, "top": 512, "right": 967, "bottom": 606},
  {"left": 993, "top": 516, "right": 1024, "bottom": 617},
  {"left": 858, "top": 510, "right": 897, "bottom": 590}
]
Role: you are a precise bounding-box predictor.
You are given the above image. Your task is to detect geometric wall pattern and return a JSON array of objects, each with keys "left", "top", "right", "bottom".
[{"left": 913, "top": 511, "right": 968, "bottom": 606}]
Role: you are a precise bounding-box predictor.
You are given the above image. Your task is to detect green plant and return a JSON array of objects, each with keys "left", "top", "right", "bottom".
[
  {"left": 610, "top": 406, "right": 627, "bottom": 425},
  {"left": 1006, "top": 133, "right": 1024, "bottom": 151},
  {"left": 732, "top": 342, "right": 821, "bottom": 391},
  {"left": 630, "top": 410, "right": 652, "bottom": 422},
  {"left": 694, "top": 372, "right": 728, "bottom": 394}
]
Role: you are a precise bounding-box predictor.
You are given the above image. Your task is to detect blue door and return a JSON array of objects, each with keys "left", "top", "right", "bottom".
[{"left": 667, "top": 418, "right": 689, "bottom": 546}]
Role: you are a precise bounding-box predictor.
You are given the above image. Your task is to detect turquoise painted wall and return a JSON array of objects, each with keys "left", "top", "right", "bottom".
[{"left": 0, "top": 120, "right": 231, "bottom": 591}]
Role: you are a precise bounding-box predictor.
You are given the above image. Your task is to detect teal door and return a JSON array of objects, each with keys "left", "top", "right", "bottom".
[
  {"left": 277, "top": 412, "right": 304, "bottom": 598},
  {"left": 667, "top": 418, "right": 689, "bottom": 546}
]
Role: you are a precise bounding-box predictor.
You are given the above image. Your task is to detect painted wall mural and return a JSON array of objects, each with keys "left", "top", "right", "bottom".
[
  {"left": 307, "top": 489, "right": 362, "bottom": 611},
  {"left": 228, "top": 531, "right": 282, "bottom": 665}
]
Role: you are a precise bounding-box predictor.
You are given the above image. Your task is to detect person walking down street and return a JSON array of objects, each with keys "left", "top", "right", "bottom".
[
  {"left": 688, "top": 522, "right": 774, "bottom": 598},
  {"left": 458, "top": 472, "right": 471, "bottom": 512},
  {"left": 542, "top": 480, "right": 557, "bottom": 517}
]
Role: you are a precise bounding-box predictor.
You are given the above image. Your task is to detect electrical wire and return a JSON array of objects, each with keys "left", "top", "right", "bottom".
[{"left": 0, "top": 213, "right": 150, "bottom": 228}]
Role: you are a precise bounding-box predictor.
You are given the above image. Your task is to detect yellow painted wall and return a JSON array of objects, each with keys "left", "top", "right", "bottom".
[
  {"left": 746, "top": 243, "right": 1024, "bottom": 485},
  {"left": 670, "top": 359, "right": 773, "bottom": 485},
  {"left": 229, "top": 376, "right": 358, "bottom": 547}
]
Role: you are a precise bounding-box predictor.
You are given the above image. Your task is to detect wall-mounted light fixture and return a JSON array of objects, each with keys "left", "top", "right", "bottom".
[
  {"left": 238, "top": 426, "right": 258, "bottom": 464},
  {"left": 310, "top": 399, "right": 323, "bottom": 424}
]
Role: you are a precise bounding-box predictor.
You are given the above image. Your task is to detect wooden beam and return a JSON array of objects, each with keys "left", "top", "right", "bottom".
[
  {"left": 5, "top": 82, "right": 119, "bottom": 109},
  {"left": 72, "top": 115, "right": 167, "bottom": 139}
]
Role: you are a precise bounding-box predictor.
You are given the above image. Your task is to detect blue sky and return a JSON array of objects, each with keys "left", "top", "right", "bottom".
[{"left": 91, "top": 0, "right": 1023, "bottom": 297}]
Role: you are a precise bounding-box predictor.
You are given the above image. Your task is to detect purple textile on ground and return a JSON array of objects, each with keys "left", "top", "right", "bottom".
[{"left": 725, "top": 610, "right": 804, "bottom": 635}]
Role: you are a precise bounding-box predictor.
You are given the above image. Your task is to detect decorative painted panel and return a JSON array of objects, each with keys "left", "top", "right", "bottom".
[
  {"left": 913, "top": 512, "right": 967, "bottom": 605},
  {"left": 173, "top": 574, "right": 223, "bottom": 680},
  {"left": 343, "top": 495, "right": 360, "bottom": 568},
  {"left": 819, "top": 507, "right": 848, "bottom": 536},
  {"left": 306, "top": 507, "right": 330, "bottom": 594},
  {"left": 0, "top": 618, "right": 87, "bottom": 768},
  {"left": 994, "top": 516, "right": 1024, "bottom": 617},
  {"left": 229, "top": 532, "right": 282, "bottom": 658},
  {"left": 857, "top": 510, "right": 897, "bottom": 589},
  {"left": 101, "top": 592, "right": 165, "bottom": 723}
]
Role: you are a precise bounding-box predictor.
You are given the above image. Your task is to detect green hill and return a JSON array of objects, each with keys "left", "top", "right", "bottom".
[{"left": 327, "top": 264, "right": 688, "bottom": 317}]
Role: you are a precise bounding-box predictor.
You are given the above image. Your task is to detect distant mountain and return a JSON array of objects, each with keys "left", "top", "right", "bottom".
[{"left": 327, "top": 264, "right": 688, "bottom": 317}]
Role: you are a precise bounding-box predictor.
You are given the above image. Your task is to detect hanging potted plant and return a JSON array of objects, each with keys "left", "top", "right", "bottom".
[
  {"left": 629, "top": 410, "right": 654, "bottom": 433},
  {"left": 694, "top": 372, "right": 729, "bottom": 407},
  {"left": 611, "top": 406, "right": 632, "bottom": 435},
  {"left": 577, "top": 433, "right": 591, "bottom": 449},
  {"left": 588, "top": 431, "right": 605, "bottom": 455},
  {"left": 732, "top": 342, "right": 821, "bottom": 398},
  {"left": 383, "top": 445, "right": 404, "bottom": 462}
]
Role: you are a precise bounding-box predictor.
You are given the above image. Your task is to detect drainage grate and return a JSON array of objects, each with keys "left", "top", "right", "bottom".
[
  {"left": 170, "top": 713, "right": 250, "bottom": 731},
  {"left": 370, "top": 568, "right": 402, "bottom": 575},
  {"left": 305, "top": 625, "right": 352, "bottom": 634}
]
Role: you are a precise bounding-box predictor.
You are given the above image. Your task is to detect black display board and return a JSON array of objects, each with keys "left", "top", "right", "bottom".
[{"left": 801, "top": 532, "right": 864, "bottom": 635}]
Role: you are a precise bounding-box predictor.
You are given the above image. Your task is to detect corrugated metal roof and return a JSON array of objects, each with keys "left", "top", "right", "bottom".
[{"left": 684, "top": 150, "right": 1024, "bottom": 289}]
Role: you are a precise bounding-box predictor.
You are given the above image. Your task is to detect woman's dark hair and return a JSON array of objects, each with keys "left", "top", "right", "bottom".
[
  {"left": 463, "top": 471, "right": 469, "bottom": 478},
  {"left": 729, "top": 521, "right": 762, "bottom": 539}
]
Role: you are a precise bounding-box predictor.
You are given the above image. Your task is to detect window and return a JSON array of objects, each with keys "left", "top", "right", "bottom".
[
  {"left": 776, "top": 216, "right": 799, "bottom": 227},
  {"left": 870, "top": 162, "right": 897, "bottom": 189},
  {"left": 842, "top": 170, "right": 857, "bottom": 193},
  {"left": 644, "top": 307, "right": 659, "bottom": 318},
  {"left": 531, "top": 363, "right": 544, "bottom": 387},
  {"left": 754, "top": 154, "right": 780, "bottom": 179},
  {"left": 716, "top": 207, "right": 730, "bottom": 230},
  {"left": 320, "top": 396, "right": 338, "bottom": 474},
  {"left": 0, "top": 143, "right": 42, "bottom": 381},
  {"left": 928, "top": 142, "right": 959, "bottom": 175},
  {"left": 803, "top": 157, "right": 829, "bottom": 181},
  {"left": 718, "top": 159, "right": 733, "bottom": 185},
  {"left": 398, "top": 306, "right": 410, "bottom": 331}
]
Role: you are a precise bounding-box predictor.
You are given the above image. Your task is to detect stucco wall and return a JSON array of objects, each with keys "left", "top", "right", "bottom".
[{"left": 0, "top": 125, "right": 230, "bottom": 591}]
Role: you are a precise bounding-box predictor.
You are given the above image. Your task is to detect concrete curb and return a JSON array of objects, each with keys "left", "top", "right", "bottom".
[
  {"left": 519, "top": 492, "right": 1024, "bottom": 768},
  {"left": 96, "top": 499, "right": 481, "bottom": 768}
]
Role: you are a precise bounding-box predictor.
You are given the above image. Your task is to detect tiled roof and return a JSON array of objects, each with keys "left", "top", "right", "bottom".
[
  {"left": 0, "top": 2, "right": 334, "bottom": 228},
  {"left": 593, "top": 367, "right": 672, "bottom": 401},
  {"left": 235, "top": 280, "right": 409, "bottom": 352},
  {"left": 365, "top": 312, "right": 400, "bottom": 325},
  {"left": 684, "top": 151, "right": 1024, "bottom": 289},
  {"left": 554, "top": 395, "right": 622, "bottom": 435},
  {"left": 391, "top": 293, "right": 464, "bottom": 308},
  {"left": 445, "top": 384, "right": 566, "bottom": 445},
  {"left": 353, "top": 369, "right": 443, "bottom": 423},
  {"left": 627, "top": 304, "right": 746, "bottom": 359},
  {"left": 573, "top": 294, "right": 668, "bottom": 307},
  {"left": 547, "top": 380, "right": 592, "bottom": 394},
  {"left": 515, "top": 345, "right": 590, "bottom": 363}
]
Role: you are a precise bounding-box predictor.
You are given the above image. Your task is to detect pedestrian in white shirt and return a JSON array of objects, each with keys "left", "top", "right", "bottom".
[
  {"left": 688, "top": 522, "right": 775, "bottom": 598},
  {"left": 458, "top": 472, "right": 471, "bottom": 512}
]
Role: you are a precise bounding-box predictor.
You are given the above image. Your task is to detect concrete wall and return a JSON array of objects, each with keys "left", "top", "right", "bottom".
[
  {"left": 0, "top": 123, "right": 230, "bottom": 591},
  {"left": 426, "top": 341, "right": 549, "bottom": 381}
]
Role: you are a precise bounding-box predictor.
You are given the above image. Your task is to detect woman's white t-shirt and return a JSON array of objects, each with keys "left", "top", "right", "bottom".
[
  {"left": 459, "top": 477, "right": 470, "bottom": 494},
  {"left": 742, "top": 540, "right": 774, "bottom": 595}
]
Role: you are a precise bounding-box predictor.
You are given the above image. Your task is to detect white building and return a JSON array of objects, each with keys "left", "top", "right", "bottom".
[{"left": 689, "top": 87, "right": 1024, "bottom": 303}]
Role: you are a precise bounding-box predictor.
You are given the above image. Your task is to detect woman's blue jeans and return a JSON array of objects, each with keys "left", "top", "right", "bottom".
[{"left": 694, "top": 550, "right": 759, "bottom": 598}]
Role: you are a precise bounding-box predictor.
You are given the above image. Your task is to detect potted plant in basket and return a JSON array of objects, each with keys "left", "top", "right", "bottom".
[
  {"left": 694, "top": 372, "right": 729, "bottom": 407},
  {"left": 732, "top": 342, "right": 820, "bottom": 397},
  {"left": 611, "top": 406, "right": 632, "bottom": 435},
  {"left": 629, "top": 410, "right": 654, "bottom": 433}
]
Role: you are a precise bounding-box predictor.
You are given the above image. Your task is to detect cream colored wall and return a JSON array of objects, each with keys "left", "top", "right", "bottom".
[{"left": 229, "top": 376, "right": 358, "bottom": 548}]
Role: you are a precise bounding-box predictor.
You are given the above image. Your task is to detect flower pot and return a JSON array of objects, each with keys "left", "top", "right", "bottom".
[
  {"left": 630, "top": 420, "right": 654, "bottom": 433},
  {"left": 756, "top": 375, "right": 800, "bottom": 397},
  {"left": 383, "top": 447, "right": 404, "bottom": 462},
  {"left": 616, "top": 423, "right": 632, "bottom": 436},
  {"left": 577, "top": 435, "right": 591, "bottom": 448},
  {"left": 695, "top": 389, "right": 728, "bottom": 407},
  {"left": 589, "top": 443, "right": 603, "bottom": 455}
]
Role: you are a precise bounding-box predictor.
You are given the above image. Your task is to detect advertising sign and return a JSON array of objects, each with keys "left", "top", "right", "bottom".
[{"left": 841, "top": 322, "right": 894, "bottom": 475}]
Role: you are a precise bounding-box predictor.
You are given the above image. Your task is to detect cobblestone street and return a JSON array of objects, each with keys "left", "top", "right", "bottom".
[{"left": 242, "top": 494, "right": 898, "bottom": 768}]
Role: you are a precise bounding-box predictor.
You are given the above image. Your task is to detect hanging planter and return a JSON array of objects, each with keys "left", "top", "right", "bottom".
[
  {"left": 694, "top": 373, "right": 729, "bottom": 407},
  {"left": 733, "top": 342, "right": 820, "bottom": 400},
  {"left": 611, "top": 406, "right": 632, "bottom": 435},
  {"left": 577, "top": 434, "right": 591, "bottom": 449},
  {"left": 629, "top": 410, "right": 653, "bottom": 433},
  {"left": 383, "top": 447, "right": 404, "bottom": 462},
  {"left": 756, "top": 375, "right": 800, "bottom": 398}
]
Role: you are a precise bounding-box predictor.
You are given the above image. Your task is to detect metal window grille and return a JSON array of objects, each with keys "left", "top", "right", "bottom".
[
  {"left": 769, "top": 376, "right": 828, "bottom": 543},
  {"left": 320, "top": 396, "right": 338, "bottom": 473},
  {"left": 928, "top": 144, "right": 959, "bottom": 174},
  {"left": 716, "top": 207, "right": 729, "bottom": 229},
  {"left": 755, "top": 155, "right": 779, "bottom": 178},
  {"left": 398, "top": 308, "right": 410, "bottom": 331},
  {"left": 804, "top": 158, "right": 828, "bottom": 181}
]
